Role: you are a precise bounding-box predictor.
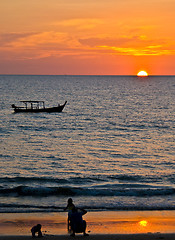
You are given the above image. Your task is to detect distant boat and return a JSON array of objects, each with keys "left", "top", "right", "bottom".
[{"left": 12, "top": 101, "right": 67, "bottom": 113}]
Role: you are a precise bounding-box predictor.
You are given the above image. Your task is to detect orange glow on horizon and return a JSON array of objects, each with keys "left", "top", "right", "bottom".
[{"left": 0, "top": 0, "right": 175, "bottom": 75}]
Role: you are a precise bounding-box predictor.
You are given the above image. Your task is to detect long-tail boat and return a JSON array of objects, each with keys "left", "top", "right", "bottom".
[{"left": 12, "top": 100, "right": 67, "bottom": 113}]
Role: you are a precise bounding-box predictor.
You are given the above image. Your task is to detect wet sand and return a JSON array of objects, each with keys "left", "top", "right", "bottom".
[
  {"left": 0, "top": 211, "right": 174, "bottom": 239},
  {"left": 0, "top": 233, "right": 175, "bottom": 240}
]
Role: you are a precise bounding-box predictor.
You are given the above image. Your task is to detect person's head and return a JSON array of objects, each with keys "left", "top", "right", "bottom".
[
  {"left": 68, "top": 198, "right": 73, "bottom": 205},
  {"left": 36, "top": 224, "right": 41, "bottom": 230}
]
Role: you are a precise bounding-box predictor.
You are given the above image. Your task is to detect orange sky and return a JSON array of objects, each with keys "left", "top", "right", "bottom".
[{"left": 0, "top": 0, "right": 175, "bottom": 75}]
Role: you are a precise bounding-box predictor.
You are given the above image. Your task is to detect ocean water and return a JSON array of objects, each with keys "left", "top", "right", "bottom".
[{"left": 0, "top": 75, "right": 175, "bottom": 213}]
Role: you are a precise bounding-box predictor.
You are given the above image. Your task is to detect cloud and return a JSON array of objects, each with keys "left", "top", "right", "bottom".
[
  {"left": 0, "top": 31, "right": 80, "bottom": 58},
  {"left": 52, "top": 18, "right": 103, "bottom": 30},
  {"left": 0, "top": 31, "right": 87, "bottom": 60},
  {"left": 0, "top": 33, "right": 34, "bottom": 46},
  {"left": 98, "top": 45, "right": 173, "bottom": 56},
  {"left": 79, "top": 36, "right": 175, "bottom": 56},
  {"left": 6, "top": 32, "right": 71, "bottom": 48},
  {"left": 79, "top": 35, "right": 155, "bottom": 47},
  {"left": 0, "top": 31, "right": 174, "bottom": 61}
]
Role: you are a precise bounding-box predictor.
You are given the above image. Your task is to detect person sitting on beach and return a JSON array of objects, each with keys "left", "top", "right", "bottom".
[
  {"left": 31, "top": 224, "right": 42, "bottom": 238},
  {"left": 69, "top": 207, "right": 89, "bottom": 237}
]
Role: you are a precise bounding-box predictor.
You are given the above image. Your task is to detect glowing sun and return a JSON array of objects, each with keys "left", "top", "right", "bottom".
[{"left": 137, "top": 70, "right": 148, "bottom": 77}]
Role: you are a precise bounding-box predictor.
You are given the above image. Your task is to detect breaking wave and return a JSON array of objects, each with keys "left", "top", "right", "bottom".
[{"left": 1, "top": 184, "right": 175, "bottom": 197}]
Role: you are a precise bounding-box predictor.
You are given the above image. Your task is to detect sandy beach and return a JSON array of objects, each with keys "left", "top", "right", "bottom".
[
  {"left": 0, "top": 233, "right": 175, "bottom": 240},
  {"left": 0, "top": 211, "right": 174, "bottom": 239}
]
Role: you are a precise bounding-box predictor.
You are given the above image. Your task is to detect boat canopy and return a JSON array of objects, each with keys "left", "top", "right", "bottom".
[
  {"left": 20, "top": 101, "right": 45, "bottom": 103},
  {"left": 20, "top": 101, "right": 45, "bottom": 109}
]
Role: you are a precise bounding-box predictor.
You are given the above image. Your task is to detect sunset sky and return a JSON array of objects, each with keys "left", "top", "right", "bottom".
[{"left": 0, "top": 0, "right": 175, "bottom": 75}]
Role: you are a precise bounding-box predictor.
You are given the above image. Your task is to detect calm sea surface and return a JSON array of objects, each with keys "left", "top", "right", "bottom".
[{"left": 0, "top": 75, "right": 175, "bottom": 213}]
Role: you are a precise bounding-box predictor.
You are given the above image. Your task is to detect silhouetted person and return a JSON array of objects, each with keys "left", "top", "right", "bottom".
[
  {"left": 31, "top": 224, "right": 42, "bottom": 238},
  {"left": 69, "top": 207, "right": 89, "bottom": 237},
  {"left": 64, "top": 198, "right": 75, "bottom": 212},
  {"left": 64, "top": 198, "right": 75, "bottom": 232}
]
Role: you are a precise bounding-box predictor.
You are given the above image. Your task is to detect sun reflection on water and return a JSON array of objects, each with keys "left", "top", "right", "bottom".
[{"left": 139, "top": 220, "right": 148, "bottom": 227}]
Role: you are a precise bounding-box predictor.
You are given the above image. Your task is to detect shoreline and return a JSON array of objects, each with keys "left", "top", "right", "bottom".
[
  {"left": 0, "top": 234, "right": 175, "bottom": 240},
  {"left": 0, "top": 210, "right": 174, "bottom": 236}
]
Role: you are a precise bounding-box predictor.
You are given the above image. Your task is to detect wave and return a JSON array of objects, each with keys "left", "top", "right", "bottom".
[
  {"left": 1, "top": 173, "right": 171, "bottom": 185},
  {"left": 1, "top": 175, "right": 175, "bottom": 198},
  {"left": 0, "top": 176, "right": 69, "bottom": 184},
  {"left": 0, "top": 176, "right": 105, "bottom": 185},
  {"left": 1, "top": 185, "right": 175, "bottom": 197},
  {"left": 0, "top": 202, "right": 175, "bottom": 213}
]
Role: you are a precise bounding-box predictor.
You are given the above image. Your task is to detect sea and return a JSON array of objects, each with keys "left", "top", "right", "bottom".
[{"left": 0, "top": 75, "right": 175, "bottom": 213}]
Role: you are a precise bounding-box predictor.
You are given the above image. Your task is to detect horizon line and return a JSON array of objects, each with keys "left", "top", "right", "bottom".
[{"left": 0, "top": 74, "right": 175, "bottom": 77}]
